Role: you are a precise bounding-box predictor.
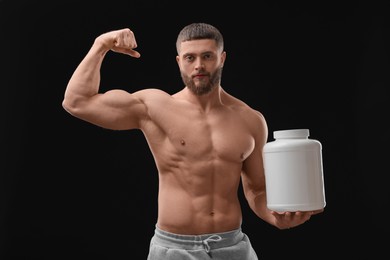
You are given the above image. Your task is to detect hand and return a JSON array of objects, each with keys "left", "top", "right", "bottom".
[
  {"left": 271, "top": 208, "right": 324, "bottom": 230},
  {"left": 96, "top": 28, "right": 141, "bottom": 58}
]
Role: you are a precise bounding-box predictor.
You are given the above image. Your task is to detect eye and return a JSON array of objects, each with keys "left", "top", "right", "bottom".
[
  {"left": 184, "top": 55, "right": 194, "bottom": 62},
  {"left": 204, "top": 54, "right": 212, "bottom": 59}
]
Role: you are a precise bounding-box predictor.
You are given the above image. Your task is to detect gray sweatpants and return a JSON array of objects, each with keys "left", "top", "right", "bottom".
[{"left": 147, "top": 225, "right": 258, "bottom": 260}]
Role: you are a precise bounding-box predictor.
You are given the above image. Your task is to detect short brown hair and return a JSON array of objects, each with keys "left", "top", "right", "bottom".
[{"left": 176, "top": 23, "right": 224, "bottom": 54}]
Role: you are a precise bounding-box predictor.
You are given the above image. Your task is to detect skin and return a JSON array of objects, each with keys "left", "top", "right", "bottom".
[{"left": 62, "top": 28, "right": 323, "bottom": 235}]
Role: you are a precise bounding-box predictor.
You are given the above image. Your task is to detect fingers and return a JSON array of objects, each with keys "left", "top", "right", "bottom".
[
  {"left": 126, "top": 49, "right": 141, "bottom": 58},
  {"left": 114, "top": 29, "right": 136, "bottom": 48},
  {"left": 311, "top": 208, "right": 324, "bottom": 215},
  {"left": 111, "top": 28, "right": 141, "bottom": 58},
  {"left": 272, "top": 210, "right": 317, "bottom": 229}
]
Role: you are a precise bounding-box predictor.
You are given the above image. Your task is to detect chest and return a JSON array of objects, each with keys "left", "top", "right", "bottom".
[{"left": 158, "top": 108, "right": 255, "bottom": 162}]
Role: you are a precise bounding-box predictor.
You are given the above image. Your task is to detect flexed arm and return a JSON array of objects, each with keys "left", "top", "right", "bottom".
[{"left": 62, "top": 28, "right": 145, "bottom": 130}]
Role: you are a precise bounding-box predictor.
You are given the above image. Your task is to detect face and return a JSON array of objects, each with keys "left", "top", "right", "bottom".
[{"left": 176, "top": 39, "right": 225, "bottom": 96}]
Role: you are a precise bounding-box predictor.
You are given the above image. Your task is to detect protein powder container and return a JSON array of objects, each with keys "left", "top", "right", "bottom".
[{"left": 263, "top": 129, "right": 326, "bottom": 212}]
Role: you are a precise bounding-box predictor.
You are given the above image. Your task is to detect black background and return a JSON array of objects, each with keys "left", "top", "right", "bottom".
[{"left": 1, "top": 0, "right": 389, "bottom": 259}]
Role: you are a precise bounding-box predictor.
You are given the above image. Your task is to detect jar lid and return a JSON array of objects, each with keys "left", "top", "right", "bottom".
[{"left": 273, "top": 129, "right": 309, "bottom": 139}]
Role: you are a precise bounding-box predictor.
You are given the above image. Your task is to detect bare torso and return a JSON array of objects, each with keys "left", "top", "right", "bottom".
[
  {"left": 62, "top": 28, "right": 319, "bottom": 235},
  {"left": 139, "top": 88, "right": 257, "bottom": 235}
]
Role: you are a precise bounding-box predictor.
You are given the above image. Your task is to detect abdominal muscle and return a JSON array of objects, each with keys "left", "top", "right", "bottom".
[{"left": 156, "top": 161, "right": 243, "bottom": 235}]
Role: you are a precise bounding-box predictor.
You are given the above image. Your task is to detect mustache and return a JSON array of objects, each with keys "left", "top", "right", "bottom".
[{"left": 192, "top": 71, "right": 209, "bottom": 77}]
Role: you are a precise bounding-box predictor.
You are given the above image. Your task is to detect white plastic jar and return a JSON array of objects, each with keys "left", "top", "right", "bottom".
[{"left": 263, "top": 129, "right": 326, "bottom": 212}]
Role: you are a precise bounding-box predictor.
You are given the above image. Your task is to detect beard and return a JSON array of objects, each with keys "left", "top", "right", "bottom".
[{"left": 181, "top": 66, "right": 223, "bottom": 96}]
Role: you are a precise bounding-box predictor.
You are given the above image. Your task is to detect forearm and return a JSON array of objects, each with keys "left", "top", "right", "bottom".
[
  {"left": 63, "top": 39, "right": 109, "bottom": 109},
  {"left": 247, "top": 190, "right": 275, "bottom": 225}
]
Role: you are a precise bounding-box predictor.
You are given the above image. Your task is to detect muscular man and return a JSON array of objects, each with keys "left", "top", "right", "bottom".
[{"left": 62, "top": 23, "right": 322, "bottom": 259}]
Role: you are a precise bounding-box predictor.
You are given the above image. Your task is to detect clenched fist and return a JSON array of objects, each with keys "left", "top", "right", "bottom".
[{"left": 95, "top": 28, "right": 141, "bottom": 58}]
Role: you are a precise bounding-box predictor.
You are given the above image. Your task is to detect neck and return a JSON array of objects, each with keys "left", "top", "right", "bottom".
[{"left": 184, "top": 85, "right": 223, "bottom": 112}]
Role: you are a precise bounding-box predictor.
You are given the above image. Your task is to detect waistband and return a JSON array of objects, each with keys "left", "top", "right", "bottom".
[{"left": 152, "top": 225, "right": 244, "bottom": 252}]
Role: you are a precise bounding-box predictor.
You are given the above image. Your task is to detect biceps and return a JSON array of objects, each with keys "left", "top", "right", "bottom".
[{"left": 80, "top": 89, "right": 147, "bottom": 130}]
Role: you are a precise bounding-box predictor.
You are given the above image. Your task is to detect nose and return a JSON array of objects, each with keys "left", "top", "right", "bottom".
[{"left": 195, "top": 59, "right": 205, "bottom": 70}]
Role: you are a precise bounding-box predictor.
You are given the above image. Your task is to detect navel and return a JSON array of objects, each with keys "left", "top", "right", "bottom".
[{"left": 180, "top": 139, "right": 186, "bottom": 145}]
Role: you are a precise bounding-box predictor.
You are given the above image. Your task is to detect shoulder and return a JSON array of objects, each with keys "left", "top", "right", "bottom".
[
  {"left": 238, "top": 103, "right": 267, "bottom": 132},
  {"left": 224, "top": 91, "right": 266, "bottom": 122},
  {"left": 132, "top": 88, "right": 175, "bottom": 107},
  {"left": 223, "top": 91, "right": 268, "bottom": 137},
  {"left": 134, "top": 88, "right": 172, "bottom": 99}
]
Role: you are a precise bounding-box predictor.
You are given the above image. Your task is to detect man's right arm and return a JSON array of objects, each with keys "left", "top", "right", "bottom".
[{"left": 62, "top": 29, "right": 145, "bottom": 130}]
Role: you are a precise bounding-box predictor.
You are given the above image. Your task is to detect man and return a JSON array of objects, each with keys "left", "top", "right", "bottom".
[{"left": 62, "top": 23, "right": 323, "bottom": 260}]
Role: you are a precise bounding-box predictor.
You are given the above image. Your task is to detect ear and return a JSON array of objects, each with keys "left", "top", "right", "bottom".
[{"left": 220, "top": 51, "right": 226, "bottom": 67}]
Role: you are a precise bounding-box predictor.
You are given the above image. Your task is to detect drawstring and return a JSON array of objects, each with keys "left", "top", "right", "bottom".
[{"left": 202, "top": 235, "right": 223, "bottom": 253}]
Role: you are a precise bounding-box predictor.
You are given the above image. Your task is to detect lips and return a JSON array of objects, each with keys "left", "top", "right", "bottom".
[{"left": 193, "top": 74, "right": 207, "bottom": 78}]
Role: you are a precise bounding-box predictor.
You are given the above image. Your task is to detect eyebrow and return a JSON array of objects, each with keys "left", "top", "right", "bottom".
[{"left": 182, "top": 51, "right": 215, "bottom": 57}]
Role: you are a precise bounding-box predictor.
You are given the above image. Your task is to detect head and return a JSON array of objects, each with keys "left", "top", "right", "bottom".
[{"left": 176, "top": 23, "right": 226, "bottom": 96}]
